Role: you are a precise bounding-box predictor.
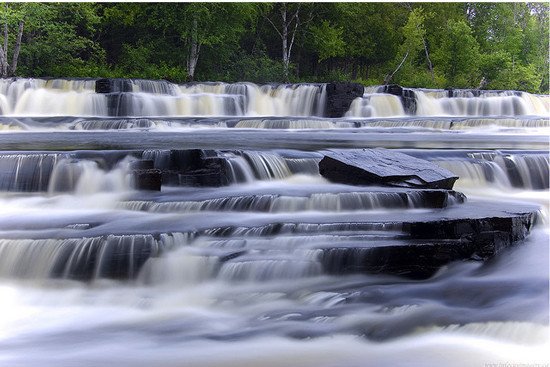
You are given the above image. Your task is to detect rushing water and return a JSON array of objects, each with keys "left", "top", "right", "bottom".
[{"left": 0, "top": 78, "right": 548, "bottom": 366}]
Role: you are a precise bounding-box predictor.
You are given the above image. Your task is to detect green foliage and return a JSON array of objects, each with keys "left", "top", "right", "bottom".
[
  {"left": 400, "top": 8, "right": 426, "bottom": 57},
  {"left": 221, "top": 50, "right": 287, "bottom": 83},
  {"left": 12, "top": 3, "right": 104, "bottom": 77},
  {"left": 309, "top": 21, "right": 345, "bottom": 62},
  {"left": 335, "top": 3, "right": 404, "bottom": 64},
  {"left": 0, "top": 2, "right": 546, "bottom": 92},
  {"left": 432, "top": 19, "right": 481, "bottom": 88}
]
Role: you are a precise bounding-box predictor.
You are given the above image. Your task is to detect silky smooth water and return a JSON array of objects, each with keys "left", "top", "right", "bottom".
[{"left": 0, "top": 79, "right": 548, "bottom": 367}]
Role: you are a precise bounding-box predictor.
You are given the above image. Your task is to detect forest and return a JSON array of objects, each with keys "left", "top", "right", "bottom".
[{"left": 0, "top": 2, "right": 548, "bottom": 93}]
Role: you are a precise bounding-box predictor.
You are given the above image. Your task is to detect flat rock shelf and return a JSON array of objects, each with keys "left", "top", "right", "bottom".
[{"left": 0, "top": 187, "right": 539, "bottom": 280}]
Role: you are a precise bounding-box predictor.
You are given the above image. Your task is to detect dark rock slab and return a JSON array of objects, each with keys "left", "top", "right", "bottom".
[
  {"left": 315, "top": 204, "right": 537, "bottom": 279},
  {"left": 325, "top": 82, "right": 365, "bottom": 118},
  {"left": 130, "top": 159, "right": 162, "bottom": 191},
  {"left": 141, "top": 149, "right": 230, "bottom": 187},
  {"left": 319, "top": 148, "right": 458, "bottom": 189},
  {"left": 132, "top": 169, "right": 162, "bottom": 191},
  {"left": 316, "top": 229, "right": 522, "bottom": 279},
  {"left": 318, "top": 239, "right": 476, "bottom": 279}
]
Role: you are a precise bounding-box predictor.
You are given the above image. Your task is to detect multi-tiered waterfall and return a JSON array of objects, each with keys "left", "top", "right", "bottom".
[{"left": 0, "top": 78, "right": 548, "bottom": 367}]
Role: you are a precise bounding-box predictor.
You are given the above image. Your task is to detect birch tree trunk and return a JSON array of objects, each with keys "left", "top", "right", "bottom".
[
  {"left": 422, "top": 37, "right": 435, "bottom": 83},
  {"left": 264, "top": 3, "right": 300, "bottom": 82},
  {"left": 186, "top": 18, "right": 200, "bottom": 82},
  {"left": 9, "top": 20, "right": 24, "bottom": 76},
  {"left": 0, "top": 3, "right": 24, "bottom": 78},
  {"left": 384, "top": 52, "right": 408, "bottom": 85},
  {"left": 1, "top": 6, "right": 8, "bottom": 77},
  {"left": 281, "top": 5, "right": 288, "bottom": 80}
]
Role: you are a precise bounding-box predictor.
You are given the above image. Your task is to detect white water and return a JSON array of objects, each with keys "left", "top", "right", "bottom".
[
  {"left": 346, "top": 93, "right": 406, "bottom": 117},
  {"left": 0, "top": 78, "right": 548, "bottom": 366},
  {"left": 0, "top": 79, "right": 327, "bottom": 117},
  {"left": 345, "top": 86, "right": 549, "bottom": 118},
  {"left": 415, "top": 90, "right": 550, "bottom": 116}
]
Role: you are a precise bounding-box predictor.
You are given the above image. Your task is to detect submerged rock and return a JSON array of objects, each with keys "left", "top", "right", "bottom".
[{"left": 319, "top": 148, "right": 458, "bottom": 190}]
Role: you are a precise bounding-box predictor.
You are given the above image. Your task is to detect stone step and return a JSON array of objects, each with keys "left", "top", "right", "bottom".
[{"left": 0, "top": 201, "right": 538, "bottom": 281}]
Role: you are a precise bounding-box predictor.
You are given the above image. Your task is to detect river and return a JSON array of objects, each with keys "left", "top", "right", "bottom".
[{"left": 0, "top": 79, "right": 548, "bottom": 366}]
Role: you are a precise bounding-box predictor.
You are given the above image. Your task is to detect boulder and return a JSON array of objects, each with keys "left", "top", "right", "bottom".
[
  {"left": 140, "top": 150, "right": 230, "bottom": 187},
  {"left": 319, "top": 149, "right": 458, "bottom": 190},
  {"left": 380, "top": 84, "right": 417, "bottom": 114},
  {"left": 325, "top": 82, "right": 365, "bottom": 118}
]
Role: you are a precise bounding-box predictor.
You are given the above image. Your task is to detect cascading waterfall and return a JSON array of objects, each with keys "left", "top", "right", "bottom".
[
  {"left": 432, "top": 152, "right": 549, "bottom": 191},
  {"left": 49, "top": 158, "right": 132, "bottom": 195},
  {"left": 414, "top": 90, "right": 549, "bottom": 116},
  {"left": 346, "top": 93, "right": 405, "bottom": 117},
  {"left": 0, "top": 153, "right": 63, "bottom": 191},
  {"left": 0, "top": 78, "right": 328, "bottom": 117},
  {"left": 0, "top": 234, "right": 161, "bottom": 280},
  {"left": 345, "top": 85, "right": 548, "bottom": 118},
  {"left": 118, "top": 190, "right": 459, "bottom": 214},
  {"left": 0, "top": 77, "right": 548, "bottom": 367}
]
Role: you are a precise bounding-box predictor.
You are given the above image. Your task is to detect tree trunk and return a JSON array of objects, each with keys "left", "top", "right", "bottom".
[
  {"left": 385, "top": 52, "right": 409, "bottom": 85},
  {"left": 281, "top": 4, "right": 289, "bottom": 80},
  {"left": 1, "top": 5, "right": 8, "bottom": 78},
  {"left": 186, "top": 18, "right": 200, "bottom": 82},
  {"left": 9, "top": 20, "right": 24, "bottom": 76},
  {"left": 264, "top": 3, "right": 300, "bottom": 82},
  {"left": 422, "top": 37, "right": 435, "bottom": 83},
  {"left": 0, "top": 42, "right": 6, "bottom": 78}
]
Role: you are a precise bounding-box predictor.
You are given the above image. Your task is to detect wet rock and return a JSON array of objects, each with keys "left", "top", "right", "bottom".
[
  {"left": 325, "top": 82, "right": 364, "bottom": 118},
  {"left": 130, "top": 159, "right": 155, "bottom": 170},
  {"left": 404, "top": 211, "right": 536, "bottom": 243},
  {"left": 380, "top": 84, "right": 416, "bottom": 114},
  {"left": 318, "top": 239, "right": 475, "bottom": 279},
  {"left": 319, "top": 148, "right": 458, "bottom": 190},
  {"left": 316, "top": 205, "right": 537, "bottom": 279},
  {"left": 131, "top": 159, "right": 162, "bottom": 191},
  {"left": 95, "top": 78, "right": 133, "bottom": 93},
  {"left": 141, "top": 150, "right": 230, "bottom": 187},
  {"left": 132, "top": 168, "right": 162, "bottom": 191}
]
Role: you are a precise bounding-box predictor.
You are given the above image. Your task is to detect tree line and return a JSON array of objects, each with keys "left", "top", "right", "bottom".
[{"left": 1, "top": 2, "right": 548, "bottom": 93}]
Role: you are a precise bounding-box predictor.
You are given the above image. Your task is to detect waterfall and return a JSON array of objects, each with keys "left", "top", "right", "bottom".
[
  {"left": 0, "top": 79, "right": 327, "bottom": 117},
  {"left": 346, "top": 93, "right": 405, "bottom": 117},
  {"left": 0, "top": 77, "right": 548, "bottom": 367},
  {"left": 234, "top": 119, "right": 336, "bottom": 129},
  {"left": 217, "top": 253, "right": 322, "bottom": 281},
  {"left": 343, "top": 87, "right": 548, "bottom": 118},
  {"left": 0, "top": 235, "right": 160, "bottom": 280},
  {"left": 244, "top": 83, "right": 327, "bottom": 116},
  {"left": 433, "top": 152, "right": 549, "bottom": 191},
  {"left": 119, "top": 190, "right": 461, "bottom": 214},
  {"left": 3, "top": 78, "right": 546, "bottom": 119},
  {"left": 47, "top": 158, "right": 132, "bottom": 195},
  {"left": 414, "top": 91, "right": 549, "bottom": 116},
  {"left": 240, "top": 151, "right": 293, "bottom": 180},
  {"left": 0, "top": 153, "right": 63, "bottom": 191}
]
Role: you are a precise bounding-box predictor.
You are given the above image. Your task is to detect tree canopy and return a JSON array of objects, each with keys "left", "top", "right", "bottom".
[{"left": 0, "top": 2, "right": 547, "bottom": 93}]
